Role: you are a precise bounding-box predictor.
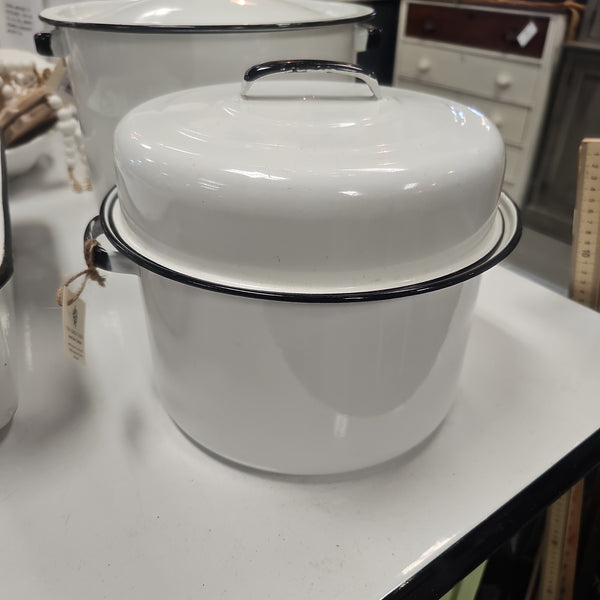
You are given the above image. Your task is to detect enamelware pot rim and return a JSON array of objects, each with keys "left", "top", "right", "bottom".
[
  {"left": 39, "top": 0, "right": 374, "bottom": 33},
  {"left": 94, "top": 187, "right": 521, "bottom": 303}
]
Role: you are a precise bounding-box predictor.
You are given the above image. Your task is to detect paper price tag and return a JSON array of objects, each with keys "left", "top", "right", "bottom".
[
  {"left": 517, "top": 20, "right": 538, "bottom": 48},
  {"left": 62, "top": 288, "right": 86, "bottom": 365}
]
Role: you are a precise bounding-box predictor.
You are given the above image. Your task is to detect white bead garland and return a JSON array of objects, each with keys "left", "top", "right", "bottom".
[
  {"left": 46, "top": 93, "right": 63, "bottom": 110},
  {"left": 0, "top": 58, "right": 40, "bottom": 102},
  {"left": 48, "top": 92, "right": 91, "bottom": 192},
  {"left": 0, "top": 57, "right": 91, "bottom": 191},
  {"left": 2, "top": 84, "right": 14, "bottom": 105}
]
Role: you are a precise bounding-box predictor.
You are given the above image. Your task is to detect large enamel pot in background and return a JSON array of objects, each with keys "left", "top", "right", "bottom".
[
  {"left": 35, "top": 0, "right": 375, "bottom": 205},
  {"left": 0, "top": 137, "right": 17, "bottom": 429},
  {"left": 87, "top": 61, "right": 521, "bottom": 475}
]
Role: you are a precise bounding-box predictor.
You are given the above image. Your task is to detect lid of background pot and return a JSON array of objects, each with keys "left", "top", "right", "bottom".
[
  {"left": 112, "top": 60, "right": 507, "bottom": 294},
  {"left": 39, "top": 0, "right": 374, "bottom": 32}
]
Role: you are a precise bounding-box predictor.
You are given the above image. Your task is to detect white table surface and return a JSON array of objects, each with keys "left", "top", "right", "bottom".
[{"left": 2, "top": 160, "right": 600, "bottom": 600}]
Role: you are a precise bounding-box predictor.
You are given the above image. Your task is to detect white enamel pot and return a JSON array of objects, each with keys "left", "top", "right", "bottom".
[
  {"left": 85, "top": 61, "right": 521, "bottom": 474},
  {"left": 0, "top": 137, "right": 17, "bottom": 430},
  {"left": 35, "top": 0, "right": 375, "bottom": 205}
]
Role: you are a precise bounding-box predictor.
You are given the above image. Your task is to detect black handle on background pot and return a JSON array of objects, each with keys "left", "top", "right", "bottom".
[
  {"left": 34, "top": 32, "right": 54, "bottom": 57},
  {"left": 84, "top": 215, "right": 139, "bottom": 276},
  {"left": 364, "top": 23, "right": 383, "bottom": 51}
]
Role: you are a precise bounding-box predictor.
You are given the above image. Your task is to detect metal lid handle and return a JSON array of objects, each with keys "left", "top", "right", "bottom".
[{"left": 241, "top": 60, "right": 382, "bottom": 100}]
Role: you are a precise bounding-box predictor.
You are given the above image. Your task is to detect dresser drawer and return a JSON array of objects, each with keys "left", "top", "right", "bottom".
[
  {"left": 394, "top": 80, "right": 530, "bottom": 145},
  {"left": 405, "top": 3, "right": 550, "bottom": 59},
  {"left": 395, "top": 42, "right": 540, "bottom": 106}
]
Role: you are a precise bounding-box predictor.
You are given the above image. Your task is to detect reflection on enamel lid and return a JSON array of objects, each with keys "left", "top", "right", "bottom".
[
  {"left": 138, "top": 7, "right": 180, "bottom": 19},
  {"left": 117, "top": 84, "right": 501, "bottom": 179},
  {"left": 225, "top": 169, "right": 288, "bottom": 181}
]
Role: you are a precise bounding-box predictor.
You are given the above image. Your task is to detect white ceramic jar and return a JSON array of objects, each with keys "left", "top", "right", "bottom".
[
  {"left": 88, "top": 61, "right": 521, "bottom": 474},
  {"left": 36, "top": 0, "right": 375, "bottom": 205}
]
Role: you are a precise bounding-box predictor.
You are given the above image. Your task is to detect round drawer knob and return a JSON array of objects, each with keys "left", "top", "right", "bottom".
[
  {"left": 417, "top": 57, "right": 431, "bottom": 73},
  {"left": 491, "top": 113, "right": 504, "bottom": 128},
  {"left": 495, "top": 73, "right": 512, "bottom": 89}
]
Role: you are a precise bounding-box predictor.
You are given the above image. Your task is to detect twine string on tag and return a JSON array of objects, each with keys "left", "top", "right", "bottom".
[{"left": 56, "top": 238, "right": 106, "bottom": 307}]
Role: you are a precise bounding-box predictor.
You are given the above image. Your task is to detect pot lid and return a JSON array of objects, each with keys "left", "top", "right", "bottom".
[
  {"left": 113, "top": 60, "right": 507, "bottom": 294},
  {"left": 39, "top": 0, "right": 374, "bottom": 32}
]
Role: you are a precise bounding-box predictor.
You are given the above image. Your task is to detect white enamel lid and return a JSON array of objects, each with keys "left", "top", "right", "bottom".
[
  {"left": 40, "top": 0, "right": 373, "bottom": 31},
  {"left": 113, "top": 61, "right": 507, "bottom": 294}
]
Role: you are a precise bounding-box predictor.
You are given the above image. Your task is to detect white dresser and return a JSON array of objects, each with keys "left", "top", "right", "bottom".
[{"left": 392, "top": 0, "right": 567, "bottom": 207}]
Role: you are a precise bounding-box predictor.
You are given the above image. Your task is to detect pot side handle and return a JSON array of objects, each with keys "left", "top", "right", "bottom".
[
  {"left": 34, "top": 29, "right": 67, "bottom": 58},
  {"left": 356, "top": 23, "right": 382, "bottom": 53},
  {"left": 84, "top": 215, "right": 140, "bottom": 276},
  {"left": 241, "top": 60, "right": 382, "bottom": 100},
  {"left": 34, "top": 32, "right": 53, "bottom": 57}
]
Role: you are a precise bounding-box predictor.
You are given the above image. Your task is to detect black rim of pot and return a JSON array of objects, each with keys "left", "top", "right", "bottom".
[
  {"left": 0, "top": 133, "right": 13, "bottom": 291},
  {"left": 97, "top": 189, "right": 522, "bottom": 304}
]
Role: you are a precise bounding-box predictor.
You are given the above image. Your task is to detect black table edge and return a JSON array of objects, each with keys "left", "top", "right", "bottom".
[{"left": 383, "top": 427, "right": 600, "bottom": 600}]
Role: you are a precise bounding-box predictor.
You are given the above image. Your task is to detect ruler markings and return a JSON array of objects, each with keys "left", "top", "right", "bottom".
[
  {"left": 558, "top": 480, "right": 584, "bottom": 600},
  {"left": 539, "top": 492, "right": 570, "bottom": 600},
  {"left": 568, "top": 139, "right": 600, "bottom": 310},
  {"left": 536, "top": 139, "right": 600, "bottom": 599}
]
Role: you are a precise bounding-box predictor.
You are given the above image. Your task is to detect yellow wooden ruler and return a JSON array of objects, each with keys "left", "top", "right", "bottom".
[
  {"left": 537, "top": 480, "right": 585, "bottom": 600},
  {"left": 558, "top": 480, "right": 584, "bottom": 600},
  {"left": 536, "top": 139, "right": 600, "bottom": 600},
  {"left": 538, "top": 491, "right": 570, "bottom": 600},
  {"left": 569, "top": 138, "right": 600, "bottom": 309},
  {"left": 559, "top": 138, "right": 600, "bottom": 597}
]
